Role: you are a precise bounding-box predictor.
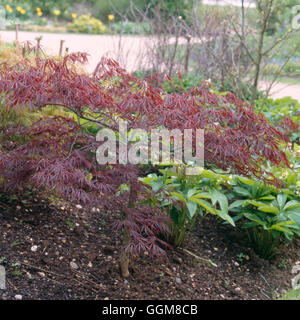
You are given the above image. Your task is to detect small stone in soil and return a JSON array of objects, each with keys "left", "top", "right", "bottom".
[
  {"left": 31, "top": 245, "right": 38, "bottom": 252},
  {"left": 175, "top": 277, "right": 182, "bottom": 284},
  {"left": 173, "top": 256, "right": 183, "bottom": 264},
  {"left": 26, "top": 272, "right": 33, "bottom": 280},
  {"left": 15, "top": 295, "right": 23, "bottom": 300},
  {"left": 70, "top": 262, "right": 79, "bottom": 270}
]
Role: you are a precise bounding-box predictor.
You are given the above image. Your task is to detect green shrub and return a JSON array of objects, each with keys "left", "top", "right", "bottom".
[
  {"left": 141, "top": 162, "right": 300, "bottom": 259},
  {"left": 161, "top": 73, "right": 205, "bottom": 94},
  {"left": 255, "top": 96, "right": 300, "bottom": 143},
  {"left": 92, "top": 0, "right": 146, "bottom": 23},
  {"left": 141, "top": 166, "right": 235, "bottom": 247},
  {"left": 284, "top": 60, "right": 300, "bottom": 77},
  {"left": 111, "top": 21, "right": 152, "bottom": 35},
  {"left": 227, "top": 177, "right": 300, "bottom": 259},
  {"left": 67, "top": 14, "right": 107, "bottom": 34}
]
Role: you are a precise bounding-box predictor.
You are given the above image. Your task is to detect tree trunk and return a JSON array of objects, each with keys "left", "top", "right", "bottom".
[
  {"left": 119, "top": 185, "right": 137, "bottom": 278},
  {"left": 120, "top": 228, "right": 130, "bottom": 278}
]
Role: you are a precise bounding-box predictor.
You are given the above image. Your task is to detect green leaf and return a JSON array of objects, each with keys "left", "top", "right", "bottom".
[
  {"left": 187, "top": 188, "right": 199, "bottom": 200},
  {"left": 243, "top": 200, "right": 266, "bottom": 207},
  {"left": 152, "top": 182, "right": 163, "bottom": 192},
  {"left": 170, "top": 192, "right": 186, "bottom": 202},
  {"left": 229, "top": 200, "right": 245, "bottom": 210},
  {"left": 277, "top": 194, "right": 287, "bottom": 210},
  {"left": 236, "top": 176, "right": 256, "bottom": 186},
  {"left": 244, "top": 213, "right": 266, "bottom": 227},
  {"left": 258, "top": 196, "right": 275, "bottom": 201},
  {"left": 270, "top": 224, "right": 293, "bottom": 234},
  {"left": 200, "top": 170, "right": 218, "bottom": 179},
  {"left": 241, "top": 221, "right": 260, "bottom": 229},
  {"left": 210, "top": 188, "right": 228, "bottom": 214},
  {"left": 233, "top": 187, "right": 251, "bottom": 197},
  {"left": 191, "top": 192, "right": 212, "bottom": 200},
  {"left": 186, "top": 201, "right": 198, "bottom": 218},
  {"left": 257, "top": 205, "right": 280, "bottom": 215},
  {"left": 192, "top": 198, "right": 217, "bottom": 215},
  {"left": 287, "top": 173, "right": 297, "bottom": 185},
  {"left": 284, "top": 201, "right": 300, "bottom": 211},
  {"left": 216, "top": 210, "right": 235, "bottom": 226}
]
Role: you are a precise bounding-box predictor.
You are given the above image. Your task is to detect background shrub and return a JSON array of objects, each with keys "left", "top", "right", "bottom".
[{"left": 67, "top": 14, "right": 107, "bottom": 34}]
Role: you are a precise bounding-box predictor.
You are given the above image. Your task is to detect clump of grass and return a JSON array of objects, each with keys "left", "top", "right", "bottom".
[
  {"left": 280, "top": 288, "right": 300, "bottom": 300},
  {"left": 0, "top": 102, "right": 42, "bottom": 128}
]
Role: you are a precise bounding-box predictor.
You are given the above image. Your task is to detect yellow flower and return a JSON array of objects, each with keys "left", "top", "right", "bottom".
[
  {"left": 36, "top": 8, "right": 41, "bottom": 12},
  {"left": 5, "top": 4, "right": 13, "bottom": 13},
  {"left": 53, "top": 9, "right": 61, "bottom": 16},
  {"left": 108, "top": 14, "right": 114, "bottom": 21},
  {"left": 37, "top": 11, "right": 43, "bottom": 17},
  {"left": 16, "top": 6, "right": 22, "bottom": 12},
  {"left": 71, "top": 13, "right": 77, "bottom": 19}
]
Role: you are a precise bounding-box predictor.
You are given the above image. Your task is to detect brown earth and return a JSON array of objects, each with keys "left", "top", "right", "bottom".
[{"left": 0, "top": 190, "right": 299, "bottom": 300}]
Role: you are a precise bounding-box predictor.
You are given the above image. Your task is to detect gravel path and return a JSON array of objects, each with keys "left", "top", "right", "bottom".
[
  {"left": 0, "top": 30, "right": 151, "bottom": 72},
  {"left": 1, "top": 30, "right": 300, "bottom": 102},
  {"left": 260, "top": 81, "right": 300, "bottom": 102}
]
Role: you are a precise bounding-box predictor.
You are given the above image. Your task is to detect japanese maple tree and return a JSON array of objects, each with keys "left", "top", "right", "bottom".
[{"left": 0, "top": 50, "right": 292, "bottom": 276}]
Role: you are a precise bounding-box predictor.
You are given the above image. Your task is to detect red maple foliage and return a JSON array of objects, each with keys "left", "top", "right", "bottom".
[{"left": 0, "top": 51, "right": 291, "bottom": 257}]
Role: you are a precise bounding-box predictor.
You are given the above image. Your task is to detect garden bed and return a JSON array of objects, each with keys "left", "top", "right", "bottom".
[{"left": 0, "top": 191, "right": 298, "bottom": 300}]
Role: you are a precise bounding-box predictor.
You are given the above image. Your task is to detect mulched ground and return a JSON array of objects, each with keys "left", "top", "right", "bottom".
[{"left": 0, "top": 190, "right": 299, "bottom": 300}]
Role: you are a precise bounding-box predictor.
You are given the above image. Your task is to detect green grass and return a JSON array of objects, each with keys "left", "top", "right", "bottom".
[
  {"left": 263, "top": 75, "right": 300, "bottom": 85},
  {"left": 280, "top": 288, "right": 300, "bottom": 300},
  {"left": 275, "top": 77, "right": 300, "bottom": 85}
]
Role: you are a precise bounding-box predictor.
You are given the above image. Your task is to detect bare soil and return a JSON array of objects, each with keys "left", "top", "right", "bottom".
[{"left": 0, "top": 190, "right": 299, "bottom": 300}]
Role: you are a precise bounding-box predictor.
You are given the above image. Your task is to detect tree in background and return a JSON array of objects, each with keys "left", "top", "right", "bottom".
[{"left": 227, "top": 0, "right": 300, "bottom": 102}]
